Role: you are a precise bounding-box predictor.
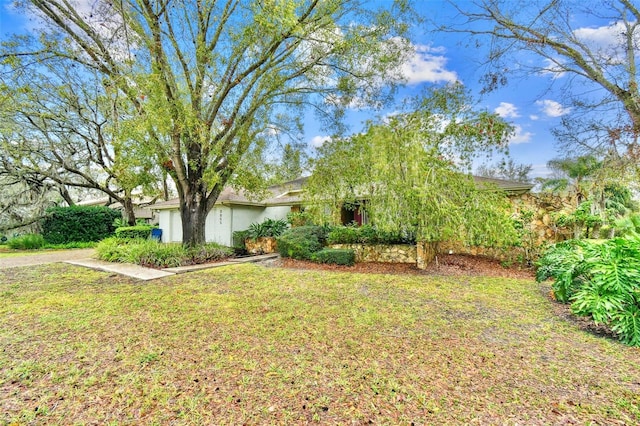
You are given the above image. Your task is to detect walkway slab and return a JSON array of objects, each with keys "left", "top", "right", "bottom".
[
  {"left": 66, "top": 259, "right": 175, "bottom": 281},
  {"left": 163, "top": 253, "right": 279, "bottom": 274}
]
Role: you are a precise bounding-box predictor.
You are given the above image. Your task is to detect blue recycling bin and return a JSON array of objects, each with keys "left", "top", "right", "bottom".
[{"left": 151, "top": 228, "right": 163, "bottom": 241}]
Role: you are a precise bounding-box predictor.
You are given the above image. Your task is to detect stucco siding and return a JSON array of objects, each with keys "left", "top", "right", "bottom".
[
  {"left": 155, "top": 203, "right": 295, "bottom": 245},
  {"left": 259, "top": 206, "right": 292, "bottom": 223},
  {"left": 206, "top": 206, "right": 233, "bottom": 246},
  {"left": 229, "top": 206, "right": 265, "bottom": 235}
]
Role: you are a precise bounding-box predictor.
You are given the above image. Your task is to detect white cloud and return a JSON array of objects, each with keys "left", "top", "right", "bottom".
[
  {"left": 539, "top": 58, "right": 567, "bottom": 79},
  {"left": 535, "top": 99, "right": 571, "bottom": 117},
  {"left": 494, "top": 102, "right": 520, "bottom": 118},
  {"left": 509, "top": 125, "right": 533, "bottom": 144},
  {"left": 400, "top": 43, "right": 458, "bottom": 85},
  {"left": 529, "top": 163, "right": 553, "bottom": 179},
  {"left": 529, "top": 114, "right": 539, "bottom": 121},
  {"left": 573, "top": 21, "right": 640, "bottom": 64},
  {"left": 310, "top": 135, "right": 331, "bottom": 148}
]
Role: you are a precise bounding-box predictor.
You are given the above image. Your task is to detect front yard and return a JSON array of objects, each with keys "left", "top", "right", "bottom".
[{"left": 1, "top": 262, "right": 639, "bottom": 424}]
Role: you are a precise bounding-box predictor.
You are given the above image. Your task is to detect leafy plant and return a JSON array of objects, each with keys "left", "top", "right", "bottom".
[
  {"left": 113, "top": 217, "right": 149, "bottom": 228},
  {"left": 536, "top": 236, "right": 640, "bottom": 346},
  {"left": 246, "top": 219, "right": 288, "bottom": 240},
  {"left": 7, "top": 234, "right": 46, "bottom": 250},
  {"left": 276, "top": 225, "right": 327, "bottom": 260},
  {"left": 115, "top": 225, "right": 156, "bottom": 240},
  {"left": 232, "top": 230, "right": 250, "bottom": 254},
  {"left": 312, "top": 248, "right": 355, "bottom": 266},
  {"left": 287, "top": 211, "right": 313, "bottom": 227},
  {"left": 96, "top": 238, "right": 233, "bottom": 268}
]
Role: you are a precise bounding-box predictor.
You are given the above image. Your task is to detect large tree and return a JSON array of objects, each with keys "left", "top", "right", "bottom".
[
  {"left": 447, "top": 0, "right": 640, "bottom": 178},
  {"left": 305, "top": 84, "right": 518, "bottom": 248},
  {"left": 0, "top": 59, "right": 164, "bottom": 225},
  {"left": 1, "top": 0, "right": 413, "bottom": 246}
]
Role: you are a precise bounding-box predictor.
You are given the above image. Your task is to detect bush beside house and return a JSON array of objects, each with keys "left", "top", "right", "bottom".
[{"left": 42, "top": 206, "right": 120, "bottom": 244}]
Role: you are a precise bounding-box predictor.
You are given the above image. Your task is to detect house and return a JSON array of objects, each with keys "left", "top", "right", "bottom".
[
  {"left": 151, "top": 178, "right": 305, "bottom": 245},
  {"left": 152, "top": 176, "right": 533, "bottom": 246}
]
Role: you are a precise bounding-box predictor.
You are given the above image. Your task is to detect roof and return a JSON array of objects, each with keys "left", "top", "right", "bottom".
[
  {"left": 472, "top": 176, "right": 534, "bottom": 193},
  {"left": 151, "top": 175, "right": 533, "bottom": 210},
  {"left": 151, "top": 178, "right": 308, "bottom": 210}
]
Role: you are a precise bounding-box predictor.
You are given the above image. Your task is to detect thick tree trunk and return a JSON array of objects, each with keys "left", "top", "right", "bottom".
[
  {"left": 122, "top": 197, "right": 137, "bottom": 226},
  {"left": 180, "top": 191, "right": 210, "bottom": 247}
]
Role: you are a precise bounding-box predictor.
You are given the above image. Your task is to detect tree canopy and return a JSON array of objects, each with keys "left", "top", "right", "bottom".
[
  {"left": 305, "top": 84, "right": 518, "bottom": 247},
  {"left": 447, "top": 0, "right": 640, "bottom": 179},
  {"left": 1, "top": 0, "right": 414, "bottom": 246}
]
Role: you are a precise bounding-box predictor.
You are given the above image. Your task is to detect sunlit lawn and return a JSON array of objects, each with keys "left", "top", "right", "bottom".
[{"left": 1, "top": 263, "right": 639, "bottom": 424}]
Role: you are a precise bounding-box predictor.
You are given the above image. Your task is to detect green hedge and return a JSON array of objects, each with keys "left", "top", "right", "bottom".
[
  {"left": 312, "top": 248, "right": 355, "bottom": 266},
  {"left": 276, "top": 225, "right": 327, "bottom": 260},
  {"left": 115, "top": 225, "right": 155, "bottom": 240},
  {"left": 42, "top": 206, "right": 121, "bottom": 244},
  {"left": 327, "top": 225, "right": 416, "bottom": 245}
]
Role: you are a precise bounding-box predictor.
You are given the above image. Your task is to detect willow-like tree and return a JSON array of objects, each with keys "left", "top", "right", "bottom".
[
  {"left": 446, "top": 0, "right": 640, "bottom": 179},
  {"left": 305, "top": 84, "right": 519, "bottom": 248},
  {"left": 1, "top": 0, "right": 413, "bottom": 246}
]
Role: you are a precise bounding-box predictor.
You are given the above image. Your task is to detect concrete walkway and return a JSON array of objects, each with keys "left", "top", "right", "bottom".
[
  {"left": 0, "top": 248, "right": 279, "bottom": 281},
  {"left": 65, "top": 258, "right": 176, "bottom": 280}
]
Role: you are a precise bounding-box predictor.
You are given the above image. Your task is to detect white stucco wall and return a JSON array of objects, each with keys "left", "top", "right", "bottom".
[
  {"left": 205, "top": 206, "right": 233, "bottom": 246},
  {"left": 155, "top": 203, "right": 295, "bottom": 246}
]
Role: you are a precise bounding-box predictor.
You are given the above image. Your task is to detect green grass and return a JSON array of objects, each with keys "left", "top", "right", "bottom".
[{"left": 1, "top": 263, "right": 639, "bottom": 424}]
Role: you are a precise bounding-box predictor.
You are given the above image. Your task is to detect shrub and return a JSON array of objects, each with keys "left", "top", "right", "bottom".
[
  {"left": 287, "top": 211, "right": 313, "bottom": 227},
  {"left": 276, "top": 225, "right": 327, "bottom": 260},
  {"left": 42, "top": 206, "right": 120, "bottom": 244},
  {"left": 96, "top": 238, "right": 233, "bottom": 268},
  {"left": 115, "top": 225, "right": 155, "bottom": 240},
  {"left": 246, "top": 218, "right": 288, "bottom": 240},
  {"left": 312, "top": 248, "right": 355, "bottom": 266},
  {"left": 7, "top": 234, "right": 46, "bottom": 250},
  {"left": 232, "top": 230, "right": 250, "bottom": 254},
  {"left": 536, "top": 236, "right": 640, "bottom": 346},
  {"left": 327, "top": 225, "right": 416, "bottom": 245}
]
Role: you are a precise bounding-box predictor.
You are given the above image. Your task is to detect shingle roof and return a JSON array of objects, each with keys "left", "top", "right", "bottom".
[{"left": 151, "top": 175, "right": 533, "bottom": 210}]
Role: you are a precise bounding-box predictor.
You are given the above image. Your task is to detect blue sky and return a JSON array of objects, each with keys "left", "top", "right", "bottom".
[{"left": 0, "top": 0, "right": 619, "bottom": 179}]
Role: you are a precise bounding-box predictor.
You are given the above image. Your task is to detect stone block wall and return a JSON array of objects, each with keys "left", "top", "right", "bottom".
[
  {"left": 245, "top": 237, "right": 278, "bottom": 254},
  {"left": 329, "top": 243, "right": 417, "bottom": 263}
]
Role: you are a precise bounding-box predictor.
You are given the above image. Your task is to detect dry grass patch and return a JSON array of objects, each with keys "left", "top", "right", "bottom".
[{"left": 1, "top": 263, "right": 639, "bottom": 424}]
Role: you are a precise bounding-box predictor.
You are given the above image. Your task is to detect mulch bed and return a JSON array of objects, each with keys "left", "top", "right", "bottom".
[{"left": 274, "top": 253, "right": 535, "bottom": 279}]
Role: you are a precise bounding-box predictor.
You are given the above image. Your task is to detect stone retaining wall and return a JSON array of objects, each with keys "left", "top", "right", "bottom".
[
  {"left": 329, "top": 244, "right": 417, "bottom": 264},
  {"left": 245, "top": 237, "right": 277, "bottom": 254}
]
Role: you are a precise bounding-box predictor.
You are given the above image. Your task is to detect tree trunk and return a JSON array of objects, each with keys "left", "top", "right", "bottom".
[
  {"left": 122, "top": 197, "right": 137, "bottom": 226},
  {"left": 180, "top": 191, "right": 209, "bottom": 247}
]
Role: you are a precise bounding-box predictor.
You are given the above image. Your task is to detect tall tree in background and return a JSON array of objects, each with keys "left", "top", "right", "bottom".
[
  {"left": 269, "top": 143, "right": 304, "bottom": 185},
  {"left": 1, "top": 0, "right": 413, "bottom": 246},
  {"left": 0, "top": 60, "right": 164, "bottom": 225},
  {"left": 476, "top": 158, "right": 533, "bottom": 183},
  {"left": 305, "top": 84, "right": 518, "bottom": 247},
  {"left": 448, "top": 0, "right": 640, "bottom": 179}
]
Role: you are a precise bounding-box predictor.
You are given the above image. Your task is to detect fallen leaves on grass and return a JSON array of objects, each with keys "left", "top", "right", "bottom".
[{"left": 1, "top": 263, "right": 638, "bottom": 425}]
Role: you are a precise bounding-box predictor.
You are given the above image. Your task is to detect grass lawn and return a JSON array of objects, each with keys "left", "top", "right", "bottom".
[
  {"left": 0, "top": 248, "right": 49, "bottom": 258},
  {"left": 1, "top": 263, "right": 639, "bottom": 424}
]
